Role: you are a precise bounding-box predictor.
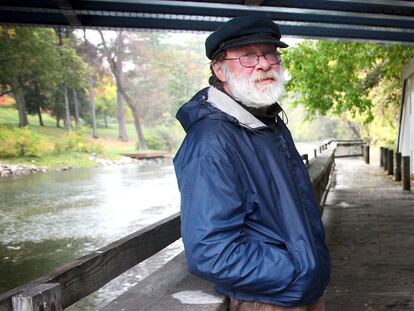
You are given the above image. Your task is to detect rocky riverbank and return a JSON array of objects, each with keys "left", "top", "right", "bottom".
[
  {"left": 0, "top": 155, "right": 142, "bottom": 178},
  {"left": 0, "top": 163, "right": 49, "bottom": 177}
]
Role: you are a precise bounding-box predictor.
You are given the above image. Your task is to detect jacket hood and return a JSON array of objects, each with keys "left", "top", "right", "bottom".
[{"left": 176, "top": 87, "right": 271, "bottom": 133}]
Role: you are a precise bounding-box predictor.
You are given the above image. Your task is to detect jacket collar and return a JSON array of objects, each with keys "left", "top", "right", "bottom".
[{"left": 207, "top": 86, "right": 266, "bottom": 129}]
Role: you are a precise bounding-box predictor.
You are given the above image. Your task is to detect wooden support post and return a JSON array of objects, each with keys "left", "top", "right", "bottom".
[
  {"left": 314, "top": 149, "right": 317, "bottom": 158},
  {"left": 387, "top": 149, "right": 394, "bottom": 175},
  {"left": 383, "top": 148, "right": 388, "bottom": 171},
  {"left": 12, "top": 283, "right": 62, "bottom": 311},
  {"left": 402, "top": 156, "right": 411, "bottom": 191},
  {"left": 395, "top": 152, "right": 402, "bottom": 182},
  {"left": 380, "top": 147, "right": 384, "bottom": 167},
  {"left": 364, "top": 145, "right": 370, "bottom": 164},
  {"left": 302, "top": 154, "right": 309, "bottom": 167}
]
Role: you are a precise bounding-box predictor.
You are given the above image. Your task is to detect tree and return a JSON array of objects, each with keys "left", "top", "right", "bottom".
[
  {"left": 0, "top": 27, "right": 61, "bottom": 127},
  {"left": 99, "top": 30, "right": 147, "bottom": 149},
  {"left": 94, "top": 74, "right": 117, "bottom": 128},
  {"left": 79, "top": 30, "right": 100, "bottom": 138},
  {"left": 284, "top": 41, "right": 414, "bottom": 144},
  {"left": 114, "top": 31, "right": 128, "bottom": 141}
]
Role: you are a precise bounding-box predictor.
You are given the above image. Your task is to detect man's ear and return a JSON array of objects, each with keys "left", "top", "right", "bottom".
[{"left": 212, "top": 61, "right": 226, "bottom": 82}]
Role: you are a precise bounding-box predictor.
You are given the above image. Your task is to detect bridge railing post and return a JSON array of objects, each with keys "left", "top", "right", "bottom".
[
  {"left": 387, "top": 149, "right": 394, "bottom": 175},
  {"left": 380, "top": 146, "right": 384, "bottom": 167},
  {"left": 301, "top": 154, "right": 309, "bottom": 167},
  {"left": 363, "top": 145, "right": 370, "bottom": 164},
  {"left": 383, "top": 148, "right": 389, "bottom": 171},
  {"left": 402, "top": 156, "right": 411, "bottom": 191},
  {"left": 12, "top": 283, "right": 62, "bottom": 311},
  {"left": 395, "top": 152, "right": 402, "bottom": 182}
]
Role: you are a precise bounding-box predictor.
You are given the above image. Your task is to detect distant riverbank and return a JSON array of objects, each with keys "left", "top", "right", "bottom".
[{"left": 0, "top": 156, "right": 150, "bottom": 177}]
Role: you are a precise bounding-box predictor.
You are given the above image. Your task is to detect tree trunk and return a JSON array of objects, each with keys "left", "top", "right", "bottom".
[
  {"left": 13, "top": 76, "right": 28, "bottom": 127},
  {"left": 34, "top": 82, "right": 44, "bottom": 126},
  {"left": 36, "top": 102, "right": 44, "bottom": 126},
  {"left": 129, "top": 104, "right": 148, "bottom": 150},
  {"left": 104, "top": 112, "right": 108, "bottom": 128},
  {"left": 56, "top": 117, "right": 60, "bottom": 128},
  {"left": 72, "top": 89, "right": 80, "bottom": 127},
  {"left": 63, "top": 81, "right": 72, "bottom": 131},
  {"left": 116, "top": 32, "right": 128, "bottom": 142},
  {"left": 88, "top": 77, "right": 98, "bottom": 139},
  {"left": 83, "top": 30, "right": 98, "bottom": 139},
  {"left": 117, "top": 89, "right": 128, "bottom": 141},
  {"left": 99, "top": 31, "right": 147, "bottom": 149}
]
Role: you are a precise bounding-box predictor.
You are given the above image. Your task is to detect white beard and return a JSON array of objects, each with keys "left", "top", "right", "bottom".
[{"left": 222, "top": 63, "right": 285, "bottom": 108}]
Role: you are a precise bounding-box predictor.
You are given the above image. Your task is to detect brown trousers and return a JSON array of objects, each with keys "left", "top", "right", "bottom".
[{"left": 229, "top": 297, "right": 325, "bottom": 311}]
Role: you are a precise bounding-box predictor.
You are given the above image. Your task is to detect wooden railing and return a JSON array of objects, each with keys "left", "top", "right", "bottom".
[
  {"left": 1, "top": 141, "right": 352, "bottom": 311},
  {"left": 0, "top": 215, "right": 181, "bottom": 311}
]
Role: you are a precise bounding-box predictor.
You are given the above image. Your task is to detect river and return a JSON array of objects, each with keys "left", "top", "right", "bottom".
[{"left": 0, "top": 142, "right": 320, "bottom": 310}]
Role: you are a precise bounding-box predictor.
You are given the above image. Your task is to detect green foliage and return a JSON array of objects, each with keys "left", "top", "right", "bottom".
[
  {"left": 143, "top": 124, "right": 184, "bottom": 151},
  {"left": 284, "top": 40, "right": 414, "bottom": 143},
  {"left": 0, "top": 124, "right": 103, "bottom": 159},
  {"left": 55, "top": 131, "right": 103, "bottom": 154},
  {"left": 0, "top": 126, "right": 54, "bottom": 157}
]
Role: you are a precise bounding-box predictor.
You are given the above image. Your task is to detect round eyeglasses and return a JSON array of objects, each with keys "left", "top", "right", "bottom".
[{"left": 224, "top": 52, "right": 282, "bottom": 68}]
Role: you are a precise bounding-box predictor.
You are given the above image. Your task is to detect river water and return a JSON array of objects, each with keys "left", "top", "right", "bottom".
[{"left": 0, "top": 142, "right": 320, "bottom": 310}]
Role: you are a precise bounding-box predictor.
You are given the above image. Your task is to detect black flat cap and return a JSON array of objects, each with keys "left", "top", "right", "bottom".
[{"left": 205, "top": 16, "right": 288, "bottom": 60}]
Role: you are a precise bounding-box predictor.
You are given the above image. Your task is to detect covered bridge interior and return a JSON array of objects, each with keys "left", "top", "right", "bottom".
[{"left": 1, "top": 1, "right": 414, "bottom": 311}]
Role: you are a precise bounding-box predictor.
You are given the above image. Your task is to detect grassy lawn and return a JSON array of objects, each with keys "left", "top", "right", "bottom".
[{"left": 0, "top": 107, "right": 150, "bottom": 168}]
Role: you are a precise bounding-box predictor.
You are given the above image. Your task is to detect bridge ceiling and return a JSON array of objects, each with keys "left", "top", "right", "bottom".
[{"left": 1, "top": 0, "right": 414, "bottom": 45}]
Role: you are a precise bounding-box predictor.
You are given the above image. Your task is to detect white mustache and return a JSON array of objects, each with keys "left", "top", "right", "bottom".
[{"left": 251, "top": 71, "right": 278, "bottom": 83}]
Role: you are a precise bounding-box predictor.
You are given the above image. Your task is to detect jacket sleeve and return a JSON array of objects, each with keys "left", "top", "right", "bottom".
[{"left": 177, "top": 154, "right": 297, "bottom": 295}]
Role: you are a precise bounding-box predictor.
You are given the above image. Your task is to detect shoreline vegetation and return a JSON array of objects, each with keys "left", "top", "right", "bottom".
[
  {"left": 0, "top": 155, "right": 171, "bottom": 178},
  {"left": 0, "top": 107, "right": 178, "bottom": 177}
]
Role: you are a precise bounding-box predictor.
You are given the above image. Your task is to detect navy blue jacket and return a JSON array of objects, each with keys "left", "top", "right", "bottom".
[{"left": 173, "top": 87, "right": 330, "bottom": 307}]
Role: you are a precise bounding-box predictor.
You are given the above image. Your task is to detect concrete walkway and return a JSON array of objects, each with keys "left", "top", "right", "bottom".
[{"left": 323, "top": 158, "right": 414, "bottom": 310}]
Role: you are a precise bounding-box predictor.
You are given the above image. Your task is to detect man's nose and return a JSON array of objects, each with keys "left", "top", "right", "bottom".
[{"left": 255, "top": 55, "right": 272, "bottom": 70}]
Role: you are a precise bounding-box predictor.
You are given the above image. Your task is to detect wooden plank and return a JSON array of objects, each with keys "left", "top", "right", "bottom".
[
  {"left": 12, "top": 283, "right": 61, "bottom": 311},
  {"left": 334, "top": 154, "right": 363, "bottom": 158},
  {"left": 0, "top": 213, "right": 181, "bottom": 310},
  {"left": 308, "top": 149, "right": 335, "bottom": 186},
  {"left": 336, "top": 142, "right": 363, "bottom": 147},
  {"left": 101, "top": 252, "right": 227, "bottom": 311},
  {"left": 122, "top": 152, "right": 169, "bottom": 159}
]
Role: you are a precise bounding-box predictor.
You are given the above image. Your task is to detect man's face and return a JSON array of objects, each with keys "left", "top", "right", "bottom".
[{"left": 213, "top": 43, "right": 285, "bottom": 108}]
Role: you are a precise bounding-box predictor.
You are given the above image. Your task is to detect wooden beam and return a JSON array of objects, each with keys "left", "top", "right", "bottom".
[
  {"left": 0, "top": 213, "right": 181, "bottom": 311},
  {"left": 53, "top": 0, "right": 82, "bottom": 26},
  {"left": 243, "top": 0, "right": 265, "bottom": 5}
]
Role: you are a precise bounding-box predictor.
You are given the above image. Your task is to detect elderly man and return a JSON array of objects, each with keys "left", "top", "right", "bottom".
[{"left": 173, "top": 16, "right": 330, "bottom": 311}]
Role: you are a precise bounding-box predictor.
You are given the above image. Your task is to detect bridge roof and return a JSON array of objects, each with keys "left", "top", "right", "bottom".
[{"left": 1, "top": 0, "right": 414, "bottom": 45}]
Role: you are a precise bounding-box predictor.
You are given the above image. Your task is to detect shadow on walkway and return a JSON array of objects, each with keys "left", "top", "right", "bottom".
[{"left": 323, "top": 158, "right": 414, "bottom": 311}]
